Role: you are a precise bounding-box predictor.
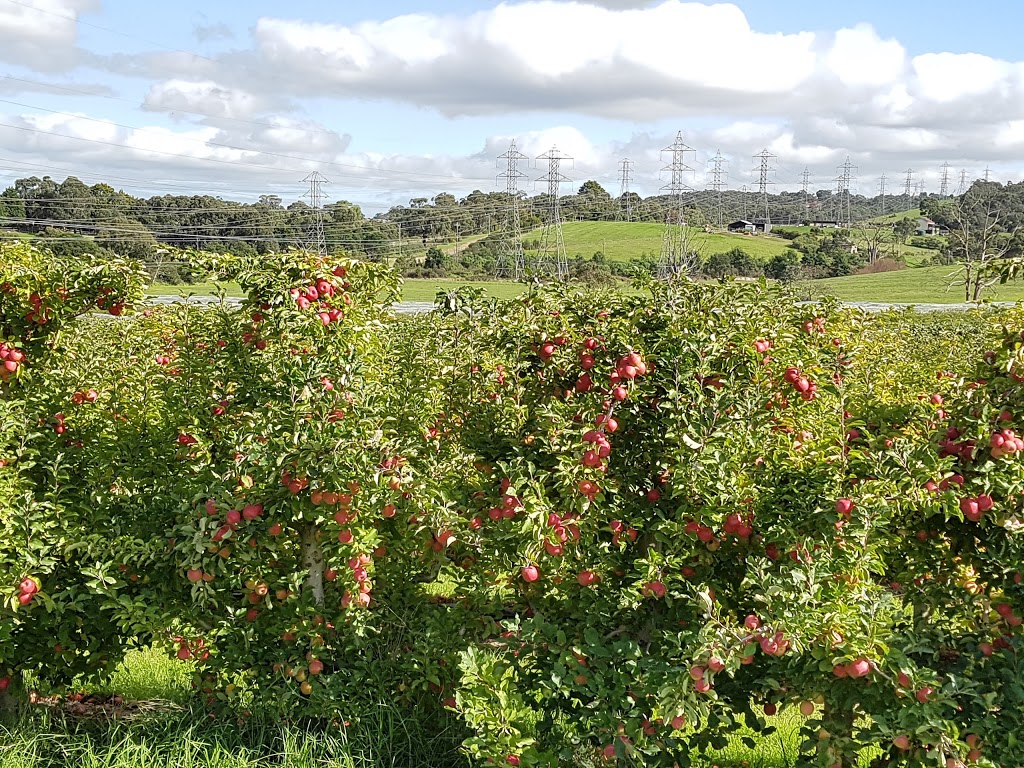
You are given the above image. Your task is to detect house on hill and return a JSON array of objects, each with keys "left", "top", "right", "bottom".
[{"left": 916, "top": 217, "right": 947, "bottom": 236}]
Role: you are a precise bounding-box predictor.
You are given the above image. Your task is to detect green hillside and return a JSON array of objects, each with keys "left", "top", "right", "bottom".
[
  {"left": 808, "top": 265, "right": 1024, "bottom": 304},
  {"left": 524, "top": 221, "right": 794, "bottom": 262}
]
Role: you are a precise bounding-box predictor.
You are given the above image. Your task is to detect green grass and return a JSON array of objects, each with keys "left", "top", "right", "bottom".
[
  {"left": 146, "top": 282, "right": 243, "bottom": 298},
  {"left": 866, "top": 208, "right": 921, "bottom": 225},
  {"left": 808, "top": 264, "right": 1024, "bottom": 304},
  {"left": 0, "top": 650, "right": 879, "bottom": 768},
  {"left": 524, "top": 221, "right": 794, "bottom": 262},
  {"left": 400, "top": 279, "right": 525, "bottom": 302}
]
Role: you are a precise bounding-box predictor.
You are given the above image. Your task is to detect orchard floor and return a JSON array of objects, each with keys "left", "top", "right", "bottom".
[{"left": 0, "top": 650, "right": 880, "bottom": 768}]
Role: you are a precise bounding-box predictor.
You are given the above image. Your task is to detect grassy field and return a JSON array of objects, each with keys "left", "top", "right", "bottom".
[
  {"left": 524, "top": 221, "right": 794, "bottom": 262},
  {"left": 401, "top": 279, "right": 525, "bottom": 302},
  {"left": 0, "top": 648, "right": 875, "bottom": 768},
  {"left": 808, "top": 264, "right": 1024, "bottom": 304}
]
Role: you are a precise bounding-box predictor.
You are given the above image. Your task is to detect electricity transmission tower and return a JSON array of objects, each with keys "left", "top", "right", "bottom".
[
  {"left": 878, "top": 174, "right": 887, "bottom": 217},
  {"left": 984, "top": 165, "right": 991, "bottom": 182},
  {"left": 707, "top": 150, "right": 727, "bottom": 228},
  {"left": 939, "top": 162, "right": 951, "bottom": 197},
  {"left": 302, "top": 171, "right": 329, "bottom": 255},
  {"left": 533, "top": 146, "right": 573, "bottom": 280},
  {"left": 956, "top": 168, "right": 969, "bottom": 196},
  {"left": 800, "top": 167, "right": 811, "bottom": 214},
  {"left": 752, "top": 149, "right": 776, "bottom": 225},
  {"left": 903, "top": 168, "right": 915, "bottom": 202},
  {"left": 618, "top": 158, "right": 634, "bottom": 222},
  {"left": 834, "top": 157, "right": 856, "bottom": 227},
  {"left": 656, "top": 131, "right": 696, "bottom": 278},
  {"left": 494, "top": 141, "right": 528, "bottom": 280}
]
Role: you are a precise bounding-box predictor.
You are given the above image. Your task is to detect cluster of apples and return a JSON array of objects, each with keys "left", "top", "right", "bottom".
[
  {"left": 939, "top": 427, "right": 976, "bottom": 462},
  {"left": 340, "top": 553, "right": 373, "bottom": 609},
  {"left": 288, "top": 276, "right": 350, "bottom": 326},
  {"left": 742, "top": 614, "right": 790, "bottom": 658},
  {"left": 173, "top": 635, "right": 209, "bottom": 661},
  {"left": 784, "top": 366, "right": 819, "bottom": 401},
  {"left": 958, "top": 494, "right": 994, "bottom": 522},
  {"left": 486, "top": 478, "right": 523, "bottom": 522},
  {"left": 989, "top": 428, "right": 1023, "bottom": 458},
  {"left": 16, "top": 576, "right": 39, "bottom": 606},
  {"left": 542, "top": 512, "right": 580, "bottom": 557},
  {"left": 0, "top": 342, "right": 25, "bottom": 381},
  {"left": 70, "top": 388, "right": 99, "bottom": 405},
  {"left": 688, "top": 654, "right": 727, "bottom": 694},
  {"left": 200, "top": 498, "right": 265, "bottom": 547},
  {"left": 94, "top": 287, "right": 124, "bottom": 316}
]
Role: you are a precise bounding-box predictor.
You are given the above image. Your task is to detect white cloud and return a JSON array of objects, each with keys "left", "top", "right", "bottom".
[
  {"left": 143, "top": 80, "right": 276, "bottom": 120},
  {"left": 825, "top": 24, "right": 905, "bottom": 87},
  {"left": 5, "top": 1, "right": 1024, "bottom": 206},
  {"left": 0, "top": 0, "right": 97, "bottom": 71},
  {"left": 912, "top": 53, "right": 1011, "bottom": 103}
]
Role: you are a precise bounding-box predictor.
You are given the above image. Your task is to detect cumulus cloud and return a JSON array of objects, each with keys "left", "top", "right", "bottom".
[
  {"left": 0, "top": 0, "right": 98, "bottom": 72},
  {"left": 6, "top": 1, "right": 1024, "bottom": 205},
  {"left": 142, "top": 80, "right": 287, "bottom": 121}
]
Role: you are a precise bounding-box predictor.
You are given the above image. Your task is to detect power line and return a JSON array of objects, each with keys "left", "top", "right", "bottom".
[
  {"left": 533, "top": 146, "right": 572, "bottom": 280},
  {"left": 656, "top": 131, "right": 696, "bottom": 278},
  {"left": 618, "top": 158, "right": 634, "bottom": 222},
  {"left": 494, "top": 141, "right": 528, "bottom": 280}
]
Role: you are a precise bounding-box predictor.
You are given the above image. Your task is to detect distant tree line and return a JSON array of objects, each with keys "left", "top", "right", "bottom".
[{"left": 4, "top": 173, "right": 1023, "bottom": 290}]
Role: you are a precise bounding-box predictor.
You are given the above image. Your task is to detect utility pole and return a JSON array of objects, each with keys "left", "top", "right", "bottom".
[
  {"left": 494, "top": 141, "right": 528, "bottom": 280},
  {"left": 618, "top": 158, "right": 634, "bottom": 222},
  {"left": 656, "top": 131, "right": 696, "bottom": 278},
  {"left": 834, "top": 157, "right": 856, "bottom": 227},
  {"left": 707, "top": 150, "right": 727, "bottom": 228},
  {"left": 878, "top": 173, "right": 887, "bottom": 217},
  {"left": 302, "top": 171, "right": 329, "bottom": 256},
  {"left": 752, "top": 148, "right": 776, "bottom": 226},
  {"left": 939, "top": 162, "right": 951, "bottom": 197},
  {"left": 534, "top": 146, "right": 573, "bottom": 280}
]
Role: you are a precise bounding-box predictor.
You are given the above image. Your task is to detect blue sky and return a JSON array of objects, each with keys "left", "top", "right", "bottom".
[{"left": 1, "top": 0, "right": 1024, "bottom": 211}]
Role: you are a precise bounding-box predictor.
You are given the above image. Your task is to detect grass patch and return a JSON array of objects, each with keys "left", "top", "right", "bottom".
[
  {"left": 400, "top": 279, "right": 525, "bottom": 303},
  {"left": 0, "top": 651, "right": 889, "bottom": 768},
  {"left": 146, "top": 282, "right": 243, "bottom": 298},
  {"left": 806, "top": 264, "right": 1024, "bottom": 304},
  {"left": 523, "top": 221, "right": 794, "bottom": 262}
]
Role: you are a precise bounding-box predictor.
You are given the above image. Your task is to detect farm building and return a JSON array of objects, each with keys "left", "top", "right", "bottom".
[
  {"left": 727, "top": 219, "right": 772, "bottom": 234},
  {"left": 916, "top": 217, "right": 947, "bottom": 236}
]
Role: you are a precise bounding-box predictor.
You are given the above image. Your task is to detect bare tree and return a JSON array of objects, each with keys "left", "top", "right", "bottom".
[
  {"left": 945, "top": 190, "right": 1019, "bottom": 302},
  {"left": 854, "top": 224, "right": 896, "bottom": 265}
]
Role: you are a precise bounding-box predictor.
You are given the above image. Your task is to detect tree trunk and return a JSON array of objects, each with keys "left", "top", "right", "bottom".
[{"left": 300, "top": 524, "right": 325, "bottom": 606}]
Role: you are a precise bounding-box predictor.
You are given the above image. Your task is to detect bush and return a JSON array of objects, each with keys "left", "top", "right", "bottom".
[{"left": 3, "top": 248, "right": 1024, "bottom": 768}]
